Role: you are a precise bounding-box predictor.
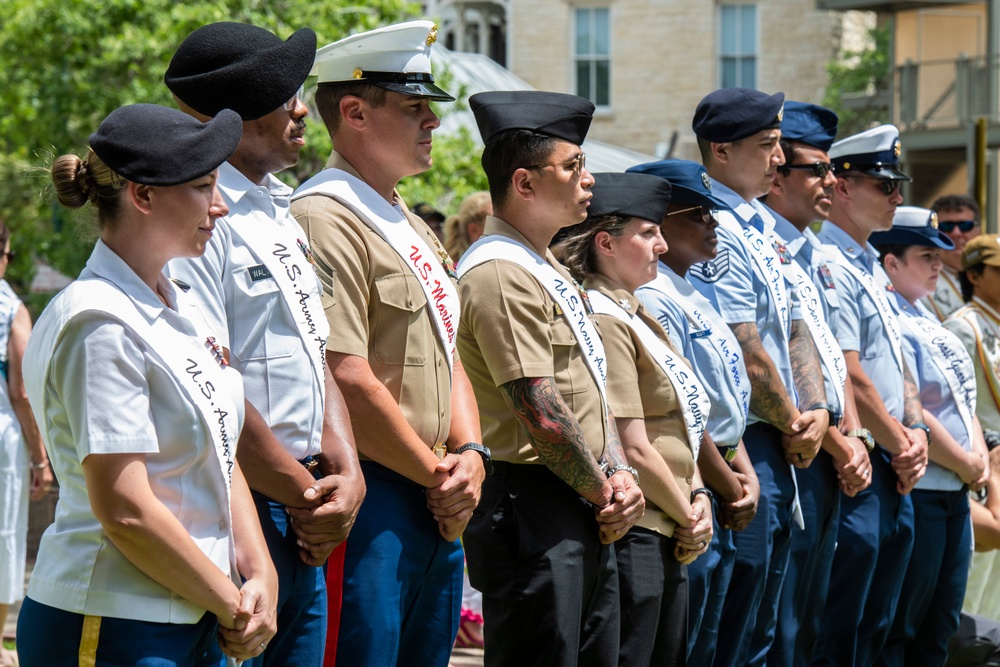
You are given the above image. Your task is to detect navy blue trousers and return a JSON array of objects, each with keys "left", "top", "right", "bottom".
[
  {"left": 16, "top": 597, "right": 224, "bottom": 666},
  {"left": 715, "top": 423, "right": 796, "bottom": 667},
  {"left": 687, "top": 499, "right": 736, "bottom": 667},
  {"left": 336, "top": 461, "right": 463, "bottom": 667},
  {"left": 768, "top": 450, "right": 840, "bottom": 667},
  {"left": 878, "top": 488, "right": 971, "bottom": 667},
  {"left": 812, "top": 449, "right": 915, "bottom": 667}
]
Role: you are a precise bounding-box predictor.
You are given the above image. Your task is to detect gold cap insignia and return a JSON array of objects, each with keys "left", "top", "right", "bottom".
[
  {"left": 893, "top": 139, "right": 902, "bottom": 158},
  {"left": 930, "top": 211, "right": 939, "bottom": 229},
  {"left": 427, "top": 25, "right": 438, "bottom": 46},
  {"left": 701, "top": 172, "right": 712, "bottom": 190},
  {"left": 843, "top": 161, "right": 851, "bottom": 170},
  {"left": 353, "top": 68, "right": 363, "bottom": 79},
  {"left": 777, "top": 104, "right": 784, "bottom": 123}
]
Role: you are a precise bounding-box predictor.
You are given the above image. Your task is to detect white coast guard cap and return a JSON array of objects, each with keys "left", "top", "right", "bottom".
[{"left": 313, "top": 20, "right": 454, "bottom": 101}]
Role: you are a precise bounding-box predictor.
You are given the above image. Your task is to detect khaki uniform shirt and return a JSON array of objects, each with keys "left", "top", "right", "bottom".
[
  {"left": 290, "top": 152, "right": 453, "bottom": 454},
  {"left": 587, "top": 275, "right": 694, "bottom": 537},
  {"left": 457, "top": 217, "right": 607, "bottom": 464}
]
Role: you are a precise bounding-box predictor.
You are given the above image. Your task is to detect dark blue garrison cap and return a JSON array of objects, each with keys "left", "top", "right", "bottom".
[
  {"left": 166, "top": 22, "right": 316, "bottom": 121},
  {"left": 780, "top": 101, "right": 839, "bottom": 151},
  {"left": 870, "top": 206, "right": 954, "bottom": 250},
  {"left": 628, "top": 159, "right": 728, "bottom": 210},
  {"left": 469, "top": 91, "right": 595, "bottom": 145},
  {"left": 692, "top": 88, "right": 785, "bottom": 143},
  {"left": 90, "top": 104, "right": 243, "bottom": 186},
  {"left": 587, "top": 172, "right": 672, "bottom": 222}
]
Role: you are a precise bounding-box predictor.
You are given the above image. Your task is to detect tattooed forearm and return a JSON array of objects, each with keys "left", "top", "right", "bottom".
[
  {"left": 789, "top": 319, "right": 828, "bottom": 409},
  {"left": 501, "top": 376, "right": 609, "bottom": 503},
  {"left": 730, "top": 321, "right": 797, "bottom": 432},
  {"left": 901, "top": 360, "right": 923, "bottom": 427},
  {"left": 601, "top": 412, "right": 628, "bottom": 470}
]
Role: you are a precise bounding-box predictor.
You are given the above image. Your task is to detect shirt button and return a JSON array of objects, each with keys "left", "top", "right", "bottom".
[
  {"left": 219, "top": 520, "right": 227, "bottom": 531},
  {"left": 685, "top": 477, "right": 692, "bottom": 484}
]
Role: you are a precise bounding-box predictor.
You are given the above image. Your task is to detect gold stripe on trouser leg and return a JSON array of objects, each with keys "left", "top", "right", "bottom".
[{"left": 78, "top": 615, "right": 101, "bottom": 667}]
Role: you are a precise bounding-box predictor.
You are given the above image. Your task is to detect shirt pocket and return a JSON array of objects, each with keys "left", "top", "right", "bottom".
[
  {"left": 549, "top": 315, "right": 592, "bottom": 395},
  {"left": 230, "top": 267, "right": 297, "bottom": 362},
  {"left": 373, "top": 273, "right": 429, "bottom": 366},
  {"left": 858, "top": 295, "right": 882, "bottom": 361}
]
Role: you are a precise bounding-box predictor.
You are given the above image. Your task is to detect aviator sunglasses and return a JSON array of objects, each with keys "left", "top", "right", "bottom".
[
  {"left": 938, "top": 220, "right": 978, "bottom": 234},
  {"left": 781, "top": 162, "right": 835, "bottom": 179}
]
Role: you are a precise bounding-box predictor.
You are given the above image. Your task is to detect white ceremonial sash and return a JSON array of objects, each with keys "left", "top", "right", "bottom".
[
  {"left": 293, "top": 169, "right": 459, "bottom": 375},
  {"left": 956, "top": 301, "right": 1000, "bottom": 416},
  {"left": 459, "top": 236, "right": 608, "bottom": 408},
  {"left": 588, "top": 290, "right": 709, "bottom": 458},
  {"left": 226, "top": 219, "right": 329, "bottom": 404},
  {"left": 716, "top": 207, "right": 790, "bottom": 340},
  {"left": 646, "top": 267, "right": 751, "bottom": 435},
  {"left": 838, "top": 259, "right": 904, "bottom": 373},
  {"left": 24, "top": 276, "right": 242, "bottom": 581},
  {"left": 898, "top": 308, "right": 976, "bottom": 445},
  {"left": 770, "top": 234, "right": 847, "bottom": 412}
]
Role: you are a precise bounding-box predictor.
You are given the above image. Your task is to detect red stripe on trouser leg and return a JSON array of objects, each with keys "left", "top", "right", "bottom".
[{"left": 323, "top": 541, "right": 348, "bottom": 667}]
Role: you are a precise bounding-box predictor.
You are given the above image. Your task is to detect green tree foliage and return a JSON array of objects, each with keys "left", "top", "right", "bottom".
[
  {"left": 824, "top": 26, "right": 892, "bottom": 137},
  {"left": 0, "top": 0, "right": 486, "bottom": 311}
]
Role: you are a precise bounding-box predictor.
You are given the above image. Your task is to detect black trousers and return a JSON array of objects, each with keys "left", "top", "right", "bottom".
[
  {"left": 464, "top": 463, "right": 620, "bottom": 667},
  {"left": 617, "top": 527, "right": 688, "bottom": 667}
]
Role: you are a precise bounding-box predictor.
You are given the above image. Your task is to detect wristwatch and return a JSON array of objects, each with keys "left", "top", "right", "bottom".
[
  {"left": 910, "top": 422, "right": 933, "bottom": 447},
  {"left": 455, "top": 442, "right": 494, "bottom": 478},
  {"left": 846, "top": 428, "right": 875, "bottom": 452},
  {"left": 690, "top": 487, "right": 714, "bottom": 504},
  {"left": 605, "top": 464, "right": 640, "bottom": 486}
]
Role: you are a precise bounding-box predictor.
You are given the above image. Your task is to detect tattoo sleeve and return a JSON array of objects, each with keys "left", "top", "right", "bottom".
[
  {"left": 500, "top": 376, "right": 608, "bottom": 502},
  {"left": 601, "top": 411, "right": 628, "bottom": 470},
  {"left": 789, "top": 318, "right": 828, "bottom": 409},
  {"left": 901, "top": 359, "right": 923, "bottom": 427},
  {"left": 730, "top": 321, "right": 797, "bottom": 432}
]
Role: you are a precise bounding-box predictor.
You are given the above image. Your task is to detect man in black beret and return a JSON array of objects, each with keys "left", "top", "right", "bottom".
[
  {"left": 164, "top": 22, "right": 366, "bottom": 667},
  {"left": 289, "top": 21, "right": 485, "bottom": 667},
  {"left": 454, "top": 89, "right": 645, "bottom": 666},
  {"left": 763, "top": 102, "right": 875, "bottom": 667},
  {"left": 687, "top": 87, "right": 832, "bottom": 667}
]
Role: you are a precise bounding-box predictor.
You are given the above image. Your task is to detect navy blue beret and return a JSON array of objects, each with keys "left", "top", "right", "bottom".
[
  {"left": 780, "top": 101, "right": 838, "bottom": 152},
  {"left": 165, "top": 22, "right": 316, "bottom": 121},
  {"left": 587, "top": 172, "right": 672, "bottom": 222},
  {"left": 627, "top": 159, "right": 728, "bottom": 210},
  {"left": 469, "top": 91, "right": 595, "bottom": 145},
  {"left": 89, "top": 104, "right": 242, "bottom": 186},
  {"left": 870, "top": 206, "right": 954, "bottom": 250},
  {"left": 693, "top": 88, "right": 785, "bottom": 143}
]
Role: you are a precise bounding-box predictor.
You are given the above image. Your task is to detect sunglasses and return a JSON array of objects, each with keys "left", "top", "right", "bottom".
[
  {"left": 853, "top": 176, "right": 903, "bottom": 196},
  {"left": 1, "top": 251, "right": 14, "bottom": 261},
  {"left": 938, "top": 220, "right": 978, "bottom": 234},
  {"left": 664, "top": 205, "right": 714, "bottom": 222},
  {"left": 781, "top": 162, "right": 835, "bottom": 179},
  {"left": 526, "top": 153, "right": 587, "bottom": 176}
]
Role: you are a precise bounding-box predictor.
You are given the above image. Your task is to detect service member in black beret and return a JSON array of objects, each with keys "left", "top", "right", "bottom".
[
  {"left": 165, "top": 21, "right": 365, "bottom": 667},
  {"left": 559, "top": 171, "right": 717, "bottom": 667},
  {"left": 17, "top": 104, "right": 282, "bottom": 666},
  {"left": 689, "top": 86, "right": 836, "bottom": 667},
  {"left": 456, "top": 90, "right": 645, "bottom": 666}
]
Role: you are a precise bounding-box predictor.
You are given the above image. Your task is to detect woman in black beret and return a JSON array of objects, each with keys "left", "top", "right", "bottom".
[
  {"left": 15, "top": 104, "right": 277, "bottom": 666},
  {"left": 557, "top": 172, "right": 714, "bottom": 667}
]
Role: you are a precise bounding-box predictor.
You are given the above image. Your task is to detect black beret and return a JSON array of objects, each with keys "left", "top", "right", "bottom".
[
  {"left": 89, "top": 104, "right": 243, "bottom": 186},
  {"left": 588, "top": 172, "right": 672, "bottom": 222},
  {"left": 165, "top": 22, "right": 316, "bottom": 121},
  {"left": 780, "top": 101, "right": 838, "bottom": 152},
  {"left": 469, "top": 91, "right": 595, "bottom": 145},
  {"left": 693, "top": 88, "right": 785, "bottom": 143}
]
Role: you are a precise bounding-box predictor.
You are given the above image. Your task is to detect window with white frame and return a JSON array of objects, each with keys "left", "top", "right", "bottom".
[
  {"left": 719, "top": 4, "right": 757, "bottom": 89},
  {"left": 574, "top": 7, "right": 610, "bottom": 107}
]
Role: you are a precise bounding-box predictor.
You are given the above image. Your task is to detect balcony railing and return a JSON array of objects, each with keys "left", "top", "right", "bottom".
[{"left": 892, "top": 54, "right": 1000, "bottom": 130}]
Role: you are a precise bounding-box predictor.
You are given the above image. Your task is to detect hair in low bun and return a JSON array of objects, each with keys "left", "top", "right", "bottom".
[{"left": 50, "top": 148, "right": 125, "bottom": 228}]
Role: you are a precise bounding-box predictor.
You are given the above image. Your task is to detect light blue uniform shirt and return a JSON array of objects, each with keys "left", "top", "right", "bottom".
[
  {"left": 769, "top": 207, "right": 844, "bottom": 418},
  {"left": 688, "top": 179, "right": 798, "bottom": 425},
  {"left": 638, "top": 263, "right": 750, "bottom": 449},
  {"left": 895, "top": 293, "right": 969, "bottom": 491},
  {"left": 816, "top": 221, "right": 905, "bottom": 421}
]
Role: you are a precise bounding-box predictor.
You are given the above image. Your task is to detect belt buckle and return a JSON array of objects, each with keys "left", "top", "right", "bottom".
[
  {"left": 723, "top": 446, "right": 738, "bottom": 463},
  {"left": 301, "top": 456, "right": 320, "bottom": 473}
]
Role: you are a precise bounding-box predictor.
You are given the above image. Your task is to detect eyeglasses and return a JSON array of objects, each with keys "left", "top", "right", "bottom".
[
  {"left": 525, "top": 153, "right": 587, "bottom": 176},
  {"left": 781, "top": 162, "right": 835, "bottom": 179},
  {"left": 283, "top": 86, "right": 305, "bottom": 112},
  {"left": 853, "top": 175, "right": 903, "bottom": 196},
  {"left": 938, "top": 219, "right": 978, "bottom": 234},
  {"left": 1, "top": 251, "right": 14, "bottom": 262},
  {"left": 664, "top": 205, "right": 713, "bottom": 223}
]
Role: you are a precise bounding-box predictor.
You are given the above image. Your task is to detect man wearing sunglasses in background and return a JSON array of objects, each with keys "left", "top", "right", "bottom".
[
  {"left": 921, "top": 194, "right": 983, "bottom": 320},
  {"left": 812, "top": 124, "right": 929, "bottom": 667},
  {"left": 762, "top": 101, "right": 873, "bottom": 667}
]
